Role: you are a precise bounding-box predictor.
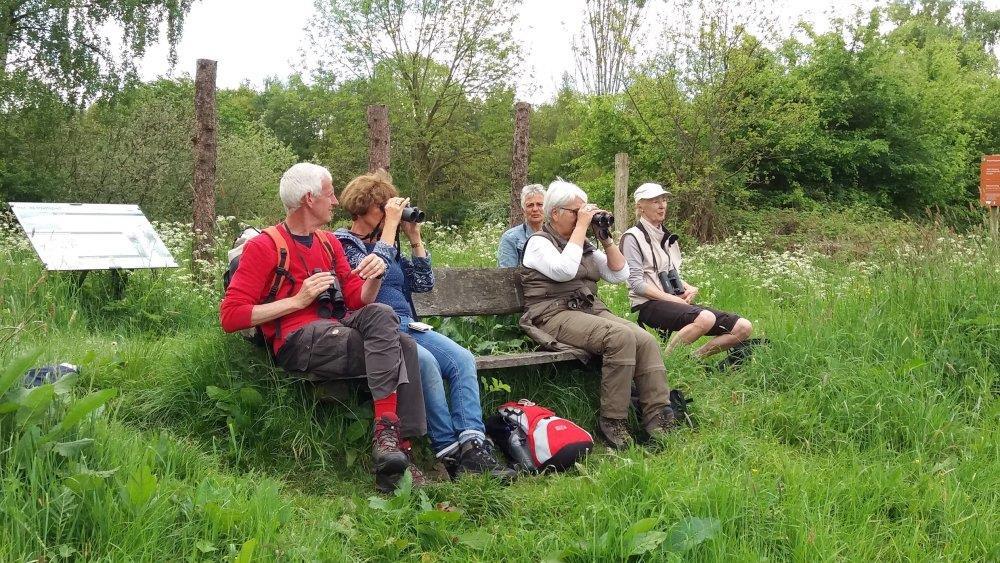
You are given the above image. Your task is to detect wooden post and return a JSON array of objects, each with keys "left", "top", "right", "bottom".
[
  {"left": 192, "top": 59, "right": 217, "bottom": 277},
  {"left": 367, "top": 105, "right": 390, "bottom": 172},
  {"left": 614, "top": 153, "right": 630, "bottom": 228},
  {"left": 510, "top": 102, "right": 531, "bottom": 227},
  {"left": 990, "top": 206, "right": 999, "bottom": 238}
]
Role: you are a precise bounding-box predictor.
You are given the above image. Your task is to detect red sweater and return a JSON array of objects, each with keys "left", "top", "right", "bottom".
[{"left": 219, "top": 225, "right": 366, "bottom": 352}]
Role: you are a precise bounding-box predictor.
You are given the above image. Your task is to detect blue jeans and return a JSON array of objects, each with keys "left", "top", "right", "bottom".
[{"left": 399, "top": 316, "right": 485, "bottom": 455}]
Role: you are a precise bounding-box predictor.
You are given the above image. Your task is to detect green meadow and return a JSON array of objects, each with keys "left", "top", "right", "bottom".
[{"left": 1, "top": 216, "right": 997, "bottom": 561}]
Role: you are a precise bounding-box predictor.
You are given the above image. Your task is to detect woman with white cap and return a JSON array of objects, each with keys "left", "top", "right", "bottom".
[
  {"left": 620, "top": 182, "right": 753, "bottom": 361},
  {"left": 518, "top": 179, "right": 680, "bottom": 449}
]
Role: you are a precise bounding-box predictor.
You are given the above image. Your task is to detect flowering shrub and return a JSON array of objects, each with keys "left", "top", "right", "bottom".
[{"left": 2, "top": 213, "right": 994, "bottom": 326}]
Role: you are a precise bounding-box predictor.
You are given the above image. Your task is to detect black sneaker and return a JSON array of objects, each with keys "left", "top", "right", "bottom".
[
  {"left": 597, "top": 417, "right": 634, "bottom": 450},
  {"left": 447, "top": 438, "right": 517, "bottom": 482},
  {"left": 372, "top": 415, "right": 409, "bottom": 493},
  {"left": 717, "top": 338, "right": 769, "bottom": 371}
]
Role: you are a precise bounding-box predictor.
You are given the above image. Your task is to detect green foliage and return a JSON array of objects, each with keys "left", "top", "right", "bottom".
[
  {"left": 0, "top": 0, "right": 194, "bottom": 102},
  {"left": 1, "top": 214, "right": 999, "bottom": 559}
]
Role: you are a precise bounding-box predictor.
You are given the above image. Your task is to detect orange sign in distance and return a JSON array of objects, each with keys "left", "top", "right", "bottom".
[{"left": 981, "top": 155, "right": 1000, "bottom": 206}]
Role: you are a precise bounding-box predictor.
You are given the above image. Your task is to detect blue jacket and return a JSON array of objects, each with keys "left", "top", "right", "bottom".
[{"left": 334, "top": 228, "right": 434, "bottom": 320}]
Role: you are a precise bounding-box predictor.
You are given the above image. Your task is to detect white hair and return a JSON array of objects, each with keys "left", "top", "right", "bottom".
[
  {"left": 279, "top": 162, "right": 333, "bottom": 212},
  {"left": 543, "top": 179, "right": 588, "bottom": 222},
  {"left": 520, "top": 184, "right": 546, "bottom": 208}
]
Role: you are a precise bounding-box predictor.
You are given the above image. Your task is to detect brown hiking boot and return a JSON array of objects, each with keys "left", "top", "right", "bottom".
[
  {"left": 597, "top": 417, "right": 634, "bottom": 450},
  {"left": 643, "top": 408, "right": 677, "bottom": 439},
  {"left": 401, "top": 445, "right": 429, "bottom": 488},
  {"left": 372, "top": 414, "right": 409, "bottom": 493}
]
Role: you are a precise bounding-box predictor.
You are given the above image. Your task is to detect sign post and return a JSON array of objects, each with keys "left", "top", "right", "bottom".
[{"left": 981, "top": 155, "right": 1000, "bottom": 237}]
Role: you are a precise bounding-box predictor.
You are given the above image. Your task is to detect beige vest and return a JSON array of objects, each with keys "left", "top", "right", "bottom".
[
  {"left": 622, "top": 218, "right": 684, "bottom": 308},
  {"left": 517, "top": 225, "right": 607, "bottom": 362}
]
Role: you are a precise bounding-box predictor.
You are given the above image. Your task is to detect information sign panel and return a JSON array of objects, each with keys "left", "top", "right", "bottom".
[
  {"left": 981, "top": 155, "right": 1000, "bottom": 206},
  {"left": 9, "top": 202, "right": 177, "bottom": 271}
]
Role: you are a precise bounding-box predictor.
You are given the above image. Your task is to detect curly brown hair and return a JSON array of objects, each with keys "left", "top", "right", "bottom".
[{"left": 339, "top": 169, "right": 399, "bottom": 219}]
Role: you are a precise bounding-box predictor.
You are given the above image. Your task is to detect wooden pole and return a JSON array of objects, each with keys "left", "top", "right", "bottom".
[
  {"left": 614, "top": 153, "right": 630, "bottom": 228},
  {"left": 192, "top": 59, "right": 217, "bottom": 277},
  {"left": 367, "top": 105, "right": 390, "bottom": 172},
  {"left": 990, "top": 206, "right": 999, "bottom": 238},
  {"left": 510, "top": 102, "right": 531, "bottom": 227}
]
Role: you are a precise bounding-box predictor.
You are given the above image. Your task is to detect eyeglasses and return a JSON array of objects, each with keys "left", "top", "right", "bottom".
[{"left": 560, "top": 207, "right": 581, "bottom": 216}]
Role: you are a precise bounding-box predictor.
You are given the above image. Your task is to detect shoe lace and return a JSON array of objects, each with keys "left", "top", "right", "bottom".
[
  {"left": 373, "top": 418, "right": 401, "bottom": 452},
  {"left": 465, "top": 439, "right": 502, "bottom": 468}
]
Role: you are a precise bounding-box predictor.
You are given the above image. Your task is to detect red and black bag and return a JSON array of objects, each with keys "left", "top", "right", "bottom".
[{"left": 485, "top": 399, "right": 593, "bottom": 472}]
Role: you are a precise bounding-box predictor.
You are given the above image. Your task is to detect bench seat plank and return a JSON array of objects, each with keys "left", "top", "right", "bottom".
[{"left": 474, "top": 350, "right": 582, "bottom": 370}]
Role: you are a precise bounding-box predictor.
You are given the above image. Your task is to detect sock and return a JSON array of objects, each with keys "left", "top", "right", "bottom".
[
  {"left": 434, "top": 441, "right": 460, "bottom": 459},
  {"left": 458, "top": 429, "right": 486, "bottom": 445},
  {"left": 373, "top": 392, "right": 398, "bottom": 421}
]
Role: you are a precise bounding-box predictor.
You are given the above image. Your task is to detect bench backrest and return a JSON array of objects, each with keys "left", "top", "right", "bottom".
[{"left": 411, "top": 267, "right": 523, "bottom": 317}]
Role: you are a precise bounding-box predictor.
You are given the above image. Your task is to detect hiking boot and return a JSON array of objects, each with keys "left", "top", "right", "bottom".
[
  {"left": 445, "top": 438, "right": 517, "bottom": 482},
  {"left": 596, "top": 417, "right": 634, "bottom": 450},
  {"left": 643, "top": 408, "right": 677, "bottom": 439},
  {"left": 401, "top": 445, "right": 429, "bottom": 488},
  {"left": 372, "top": 415, "right": 409, "bottom": 493}
]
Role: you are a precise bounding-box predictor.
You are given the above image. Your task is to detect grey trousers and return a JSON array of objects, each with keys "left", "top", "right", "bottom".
[
  {"left": 540, "top": 309, "right": 670, "bottom": 423},
  {"left": 276, "top": 303, "right": 427, "bottom": 438}
]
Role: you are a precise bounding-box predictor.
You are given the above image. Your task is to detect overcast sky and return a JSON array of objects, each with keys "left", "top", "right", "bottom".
[{"left": 136, "top": 0, "right": 997, "bottom": 103}]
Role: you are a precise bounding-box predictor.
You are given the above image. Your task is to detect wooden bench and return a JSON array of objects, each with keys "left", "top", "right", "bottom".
[
  {"left": 411, "top": 267, "right": 583, "bottom": 370},
  {"left": 306, "top": 267, "right": 585, "bottom": 402}
]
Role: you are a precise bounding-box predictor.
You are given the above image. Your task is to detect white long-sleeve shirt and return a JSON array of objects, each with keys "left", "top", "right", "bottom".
[{"left": 522, "top": 235, "right": 629, "bottom": 283}]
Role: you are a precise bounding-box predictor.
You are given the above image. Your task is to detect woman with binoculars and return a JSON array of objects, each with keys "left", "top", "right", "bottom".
[
  {"left": 620, "top": 182, "right": 753, "bottom": 361},
  {"left": 519, "top": 179, "right": 679, "bottom": 450},
  {"left": 335, "top": 169, "right": 515, "bottom": 484}
]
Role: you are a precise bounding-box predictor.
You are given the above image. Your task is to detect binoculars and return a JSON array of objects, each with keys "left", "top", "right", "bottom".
[
  {"left": 591, "top": 211, "right": 614, "bottom": 229},
  {"left": 658, "top": 267, "right": 685, "bottom": 296},
  {"left": 313, "top": 268, "right": 346, "bottom": 319},
  {"left": 402, "top": 206, "right": 425, "bottom": 223}
]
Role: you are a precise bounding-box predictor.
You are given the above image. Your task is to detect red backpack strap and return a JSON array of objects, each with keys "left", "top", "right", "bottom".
[
  {"left": 316, "top": 230, "right": 336, "bottom": 267},
  {"left": 262, "top": 226, "right": 293, "bottom": 303}
]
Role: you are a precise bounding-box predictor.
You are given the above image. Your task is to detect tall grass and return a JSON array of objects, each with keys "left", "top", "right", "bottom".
[{"left": 0, "top": 215, "right": 997, "bottom": 561}]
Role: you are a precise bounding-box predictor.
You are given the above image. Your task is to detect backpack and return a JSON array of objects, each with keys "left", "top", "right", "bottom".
[
  {"left": 223, "top": 225, "right": 335, "bottom": 347},
  {"left": 485, "top": 399, "right": 593, "bottom": 473}
]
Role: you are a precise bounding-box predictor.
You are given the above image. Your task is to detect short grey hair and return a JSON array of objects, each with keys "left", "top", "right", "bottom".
[
  {"left": 543, "top": 179, "right": 588, "bottom": 222},
  {"left": 279, "top": 162, "right": 333, "bottom": 213},
  {"left": 520, "top": 184, "right": 546, "bottom": 208}
]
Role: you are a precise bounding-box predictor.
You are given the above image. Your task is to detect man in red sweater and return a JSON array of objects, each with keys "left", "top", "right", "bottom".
[{"left": 220, "top": 162, "right": 426, "bottom": 493}]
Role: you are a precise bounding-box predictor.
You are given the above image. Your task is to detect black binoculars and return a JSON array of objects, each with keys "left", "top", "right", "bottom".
[
  {"left": 658, "top": 267, "right": 685, "bottom": 296},
  {"left": 313, "top": 268, "right": 346, "bottom": 319},
  {"left": 402, "top": 206, "right": 425, "bottom": 223},
  {"left": 591, "top": 211, "right": 614, "bottom": 229}
]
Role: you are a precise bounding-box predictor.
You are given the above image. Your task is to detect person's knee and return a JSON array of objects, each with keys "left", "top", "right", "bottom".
[
  {"left": 633, "top": 326, "right": 660, "bottom": 351},
  {"left": 415, "top": 345, "right": 441, "bottom": 381},
  {"left": 364, "top": 302, "right": 397, "bottom": 323},
  {"left": 734, "top": 318, "right": 753, "bottom": 340},
  {"left": 605, "top": 324, "right": 637, "bottom": 354},
  {"left": 455, "top": 346, "right": 476, "bottom": 370},
  {"left": 692, "top": 310, "right": 716, "bottom": 333}
]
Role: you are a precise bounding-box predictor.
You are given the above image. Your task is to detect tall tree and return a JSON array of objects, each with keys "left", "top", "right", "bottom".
[
  {"left": 622, "top": 0, "right": 786, "bottom": 240},
  {"left": 0, "top": 0, "right": 194, "bottom": 101},
  {"left": 572, "top": 0, "right": 648, "bottom": 96},
  {"left": 304, "top": 0, "right": 522, "bottom": 203}
]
